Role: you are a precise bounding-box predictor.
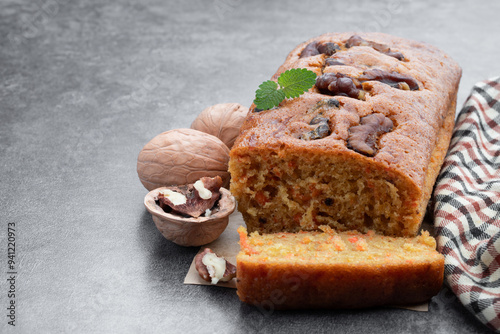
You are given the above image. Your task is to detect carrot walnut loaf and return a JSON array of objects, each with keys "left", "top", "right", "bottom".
[
  {"left": 229, "top": 32, "right": 462, "bottom": 237},
  {"left": 236, "top": 226, "right": 444, "bottom": 309}
]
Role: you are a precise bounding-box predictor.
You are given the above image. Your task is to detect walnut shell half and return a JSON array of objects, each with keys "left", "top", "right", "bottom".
[
  {"left": 190, "top": 103, "right": 249, "bottom": 149},
  {"left": 137, "top": 128, "right": 230, "bottom": 191},
  {"left": 144, "top": 187, "right": 236, "bottom": 247}
]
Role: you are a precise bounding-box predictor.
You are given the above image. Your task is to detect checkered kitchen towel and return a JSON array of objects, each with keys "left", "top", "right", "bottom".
[{"left": 434, "top": 77, "right": 500, "bottom": 332}]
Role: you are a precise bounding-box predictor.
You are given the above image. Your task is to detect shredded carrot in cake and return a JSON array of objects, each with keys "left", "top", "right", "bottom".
[
  {"left": 348, "top": 236, "right": 358, "bottom": 244},
  {"left": 331, "top": 235, "right": 346, "bottom": 251},
  {"left": 355, "top": 238, "right": 368, "bottom": 251},
  {"left": 237, "top": 226, "right": 439, "bottom": 264},
  {"left": 237, "top": 226, "right": 259, "bottom": 255}
]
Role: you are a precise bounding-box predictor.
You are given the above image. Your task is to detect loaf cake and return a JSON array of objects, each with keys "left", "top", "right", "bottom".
[
  {"left": 229, "top": 32, "right": 461, "bottom": 237},
  {"left": 236, "top": 226, "right": 444, "bottom": 309}
]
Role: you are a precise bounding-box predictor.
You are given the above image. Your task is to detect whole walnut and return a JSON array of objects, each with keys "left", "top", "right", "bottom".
[
  {"left": 137, "top": 128, "right": 230, "bottom": 191},
  {"left": 190, "top": 103, "right": 249, "bottom": 149}
]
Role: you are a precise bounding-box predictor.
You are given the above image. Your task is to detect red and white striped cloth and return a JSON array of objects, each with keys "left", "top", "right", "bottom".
[{"left": 434, "top": 77, "right": 500, "bottom": 332}]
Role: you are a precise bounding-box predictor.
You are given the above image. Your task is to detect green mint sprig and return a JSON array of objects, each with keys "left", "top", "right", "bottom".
[{"left": 253, "top": 68, "right": 317, "bottom": 111}]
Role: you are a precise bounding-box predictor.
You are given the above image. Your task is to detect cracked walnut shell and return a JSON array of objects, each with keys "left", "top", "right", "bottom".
[
  {"left": 144, "top": 186, "right": 236, "bottom": 246},
  {"left": 137, "top": 128, "right": 230, "bottom": 191}
]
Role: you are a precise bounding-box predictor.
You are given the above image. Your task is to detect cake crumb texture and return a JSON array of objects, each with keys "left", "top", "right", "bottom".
[{"left": 236, "top": 226, "right": 444, "bottom": 309}]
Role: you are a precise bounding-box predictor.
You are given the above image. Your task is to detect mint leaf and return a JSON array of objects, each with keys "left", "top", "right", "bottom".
[
  {"left": 253, "top": 80, "right": 286, "bottom": 110},
  {"left": 278, "top": 68, "right": 317, "bottom": 99},
  {"left": 252, "top": 68, "right": 317, "bottom": 111}
]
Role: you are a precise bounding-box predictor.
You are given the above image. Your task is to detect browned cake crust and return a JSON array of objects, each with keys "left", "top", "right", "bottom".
[
  {"left": 229, "top": 32, "right": 461, "bottom": 236},
  {"left": 236, "top": 226, "right": 445, "bottom": 309}
]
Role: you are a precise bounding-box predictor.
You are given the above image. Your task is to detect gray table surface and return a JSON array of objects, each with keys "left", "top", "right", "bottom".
[{"left": 1, "top": 0, "right": 499, "bottom": 333}]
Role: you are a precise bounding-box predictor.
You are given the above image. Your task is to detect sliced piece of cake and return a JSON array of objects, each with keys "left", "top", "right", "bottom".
[{"left": 236, "top": 226, "right": 444, "bottom": 309}]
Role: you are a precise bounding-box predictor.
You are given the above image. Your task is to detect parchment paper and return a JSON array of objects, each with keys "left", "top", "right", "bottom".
[
  {"left": 183, "top": 211, "right": 243, "bottom": 289},
  {"left": 184, "top": 211, "right": 429, "bottom": 311}
]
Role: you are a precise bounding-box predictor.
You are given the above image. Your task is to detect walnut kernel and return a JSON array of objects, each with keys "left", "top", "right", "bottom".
[
  {"left": 347, "top": 113, "right": 394, "bottom": 156},
  {"left": 195, "top": 248, "right": 236, "bottom": 284},
  {"left": 157, "top": 176, "right": 223, "bottom": 218}
]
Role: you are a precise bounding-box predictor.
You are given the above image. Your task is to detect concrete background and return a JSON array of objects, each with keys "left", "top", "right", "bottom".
[{"left": 1, "top": 0, "right": 499, "bottom": 333}]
